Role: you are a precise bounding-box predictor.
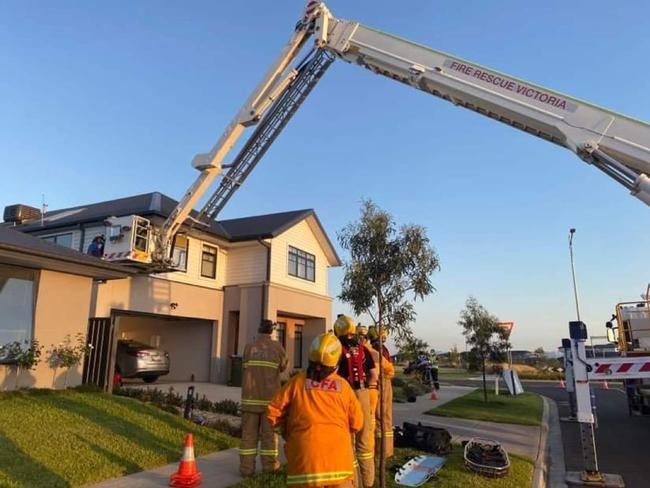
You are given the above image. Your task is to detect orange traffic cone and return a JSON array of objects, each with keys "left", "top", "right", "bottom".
[
  {"left": 559, "top": 379, "right": 566, "bottom": 389},
  {"left": 603, "top": 380, "right": 609, "bottom": 390},
  {"left": 170, "top": 433, "right": 202, "bottom": 488},
  {"left": 430, "top": 390, "right": 438, "bottom": 401}
]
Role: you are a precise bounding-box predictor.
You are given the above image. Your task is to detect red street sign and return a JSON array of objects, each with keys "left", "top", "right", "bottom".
[{"left": 497, "top": 321, "right": 514, "bottom": 338}]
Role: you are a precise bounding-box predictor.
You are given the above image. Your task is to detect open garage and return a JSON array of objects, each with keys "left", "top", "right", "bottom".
[{"left": 114, "top": 312, "right": 216, "bottom": 383}]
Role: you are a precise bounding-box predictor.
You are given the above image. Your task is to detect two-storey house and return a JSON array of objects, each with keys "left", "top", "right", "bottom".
[{"left": 5, "top": 192, "right": 340, "bottom": 388}]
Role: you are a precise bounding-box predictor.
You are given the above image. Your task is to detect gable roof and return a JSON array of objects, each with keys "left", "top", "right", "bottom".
[
  {"left": 6, "top": 192, "right": 341, "bottom": 265},
  {"left": 0, "top": 225, "right": 131, "bottom": 279}
]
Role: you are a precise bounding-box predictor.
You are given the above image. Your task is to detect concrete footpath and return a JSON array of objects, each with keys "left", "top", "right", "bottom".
[{"left": 88, "top": 448, "right": 244, "bottom": 488}]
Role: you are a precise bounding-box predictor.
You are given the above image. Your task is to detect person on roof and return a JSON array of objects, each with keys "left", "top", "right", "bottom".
[
  {"left": 87, "top": 234, "right": 105, "bottom": 257},
  {"left": 267, "top": 332, "right": 363, "bottom": 487},
  {"left": 239, "top": 319, "right": 288, "bottom": 477}
]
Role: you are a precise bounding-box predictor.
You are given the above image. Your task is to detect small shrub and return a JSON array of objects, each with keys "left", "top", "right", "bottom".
[
  {"left": 392, "top": 377, "right": 406, "bottom": 388},
  {"left": 213, "top": 399, "right": 240, "bottom": 416},
  {"left": 196, "top": 394, "right": 212, "bottom": 412},
  {"left": 208, "top": 418, "right": 242, "bottom": 438}
]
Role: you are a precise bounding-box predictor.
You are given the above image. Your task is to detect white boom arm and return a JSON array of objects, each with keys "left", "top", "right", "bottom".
[{"left": 156, "top": 1, "right": 650, "bottom": 264}]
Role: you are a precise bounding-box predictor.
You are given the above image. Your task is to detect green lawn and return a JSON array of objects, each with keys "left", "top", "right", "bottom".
[
  {"left": 229, "top": 446, "right": 533, "bottom": 488},
  {"left": 426, "top": 390, "right": 543, "bottom": 426},
  {"left": 438, "top": 367, "right": 475, "bottom": 380},
  {"left": 0, "top": 389, "right": 236, "bottom": 488}
]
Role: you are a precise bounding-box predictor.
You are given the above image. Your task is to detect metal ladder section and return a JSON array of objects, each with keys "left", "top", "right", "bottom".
[{"left": 196, "top": 48, "right": 335, "bottom": 222}]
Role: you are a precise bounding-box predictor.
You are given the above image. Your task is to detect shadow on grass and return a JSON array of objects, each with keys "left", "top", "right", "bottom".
[
  {"left": 35, "top": 393, "right": 182, "bottom": 460},
  {"left": 0, "top": 431, "right": 69, "bottom": 488}
]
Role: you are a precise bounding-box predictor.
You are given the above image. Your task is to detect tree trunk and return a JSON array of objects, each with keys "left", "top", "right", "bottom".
[
  {"left": 377, "top": 294, "right": 386, "bottom": 488},
  {"left": 482, "top": 358, "right": 488, "bottom": 402}
]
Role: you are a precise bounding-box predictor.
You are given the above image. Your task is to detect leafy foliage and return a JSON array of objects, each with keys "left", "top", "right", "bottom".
[
  {"left": 338, "top": 199, "right": 440, "bottom": 342},
  {"left": 396, "top": 336, "right": 430, "bottom": 362},
  {"left": 47, "top": 333, "right": 91, "bottom": 370},
  {"left": 458, "top": 297, "right": 510, "bottom": 402}
]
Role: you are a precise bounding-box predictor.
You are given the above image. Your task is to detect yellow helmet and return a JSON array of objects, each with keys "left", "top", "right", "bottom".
[
  {"left": 368, "top": 325, "right": 388, "bottom": 341},
  {"left": 333, "top": 314, "right": 356, "bottom": 337},
  {"left": 356, "top": 324, "right": 368, "bottom": 337},
  {"left": 308, "top": 332, "right": 342, "bottom": 367}
]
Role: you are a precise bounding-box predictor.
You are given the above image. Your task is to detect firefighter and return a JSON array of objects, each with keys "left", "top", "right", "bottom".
[
  {"left": 429, "top": 348, "right": 440, "bottom": 390},
  {"left": 334, "top": 315, "right": 377, "bottom": 488},
  {"left": 369, "top": 325, "right": 395, "bottom": 459},
  {"left": 356, "top": 325, "right": 379, "bottom": 427},
  {"left": 239, "top": 319, "right": 288, "bottom": 477},
  {"left": 267, "top": 332, "right": 363, "bottom": 487}
]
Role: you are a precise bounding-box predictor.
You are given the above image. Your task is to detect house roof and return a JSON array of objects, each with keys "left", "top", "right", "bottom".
[
  {"left": 0, "top": 225, "right": 131, "bottom": 279},
  {"left": 7, "top": 192, "right": 341, "bottom": 266}
]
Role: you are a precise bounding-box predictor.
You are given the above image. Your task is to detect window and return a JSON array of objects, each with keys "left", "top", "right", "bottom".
[
  {"left": 201, "top": 245, "right": 217, "bottom": 278},
  {"left": 42, "top": 232, "right": 73, "bottom": 249},
  {"left": 294, "top": 324, "right": 303, "bottom": 368},
  {"left": 288, "top": 246, "right": 315, "bottom": 282},
  {"left": 171, "top": 235, "right": 189, "bottom": 271},
  {"left": 0, "top": 265, "right": 35, "bottom": 362},
  {"left": 133, "top": 217, "right": 150, "bottom": 253},
  {"left": 276, "top": 322, "right": 287, "bottom": 348}
]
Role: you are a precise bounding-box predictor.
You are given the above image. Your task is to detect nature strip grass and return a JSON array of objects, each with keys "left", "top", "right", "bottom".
[
  {"left": 0, "top": 389, "right": 236, "bottom": 488},
  {"left": 425, "top": 390, "right": 543, "bottom": 426},
  {"left": 229, "top": 446, "right": 534, "bottom": 488}
]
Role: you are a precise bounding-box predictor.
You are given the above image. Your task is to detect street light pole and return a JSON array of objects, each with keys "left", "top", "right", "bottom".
[{"left": 568, "top": 228, "right": 582, "bottom": 321}]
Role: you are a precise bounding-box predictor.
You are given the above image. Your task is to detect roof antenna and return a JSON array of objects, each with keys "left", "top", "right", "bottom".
[{"left": 41, "top": 194, "right": 48, "bottom": 227}]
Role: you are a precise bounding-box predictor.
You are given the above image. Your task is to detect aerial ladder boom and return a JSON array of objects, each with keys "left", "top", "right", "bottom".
[{"left": 154, "top": 1, "right": 650, "bottom": 265}]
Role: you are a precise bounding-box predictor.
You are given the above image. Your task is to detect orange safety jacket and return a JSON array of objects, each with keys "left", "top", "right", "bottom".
[
  {"left": 241, "top": 334, "right": 288, "bottom": 413},
  {"left": 267, "top": 371, "right": 364, "bottom": 487}
]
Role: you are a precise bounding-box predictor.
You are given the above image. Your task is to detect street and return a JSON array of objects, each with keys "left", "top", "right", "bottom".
[{"left": 445, "top": 378, "right": 650, "bottom": 488}]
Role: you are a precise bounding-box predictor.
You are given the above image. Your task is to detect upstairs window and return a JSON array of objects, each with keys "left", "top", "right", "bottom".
[
  {"left": 288, "top": 246, "right": 315, "bottom": 282},
  {"left": 171, "top": 235, "right": 189, "bottom": 272},
  {"left": 42, "top": 232, "right": 73, "bottom": 249},
  {"left": 201, "top": 245, "right": 217, "bottom": 279}
]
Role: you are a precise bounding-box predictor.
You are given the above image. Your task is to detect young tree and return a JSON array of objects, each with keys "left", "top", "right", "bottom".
[
  {"left": 338, "top": 199, "right": 439, "bottom": 488},
  {"left": 458, "top": 297, "right": 510, "bottom": 402}
]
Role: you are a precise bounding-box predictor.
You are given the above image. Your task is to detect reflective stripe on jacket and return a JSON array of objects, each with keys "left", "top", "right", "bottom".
[
  {"left": 267, "top": 372, "right": 363, "bottom": 487},
  {"left": 241, "top": 334, "right": 288, "bottom": 413}
]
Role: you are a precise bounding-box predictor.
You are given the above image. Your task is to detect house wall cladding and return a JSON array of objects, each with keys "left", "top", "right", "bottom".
[
  {"left": 92, "top": 275, "right": 223, "bottom": 321},
  {"left": 225, "top": 244, "right": 267, "bottom": 285},
  {"left": 270, "top": 219, "right": 329, "bottom": 296},
  {"left": 0, "top": 269, "right": 93, "bottom": 390}
]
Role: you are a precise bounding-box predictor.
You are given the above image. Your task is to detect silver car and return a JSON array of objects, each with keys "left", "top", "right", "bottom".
[{"left": 116, "top": 340, "right": 170, "bottom": 383}]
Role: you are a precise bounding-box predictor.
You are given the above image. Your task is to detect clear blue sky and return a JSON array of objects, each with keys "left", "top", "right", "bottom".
[{"left": 2, "top": 1, "right": 650, "bottom": 352}]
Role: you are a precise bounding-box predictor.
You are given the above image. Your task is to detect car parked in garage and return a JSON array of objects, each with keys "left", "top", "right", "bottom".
[{"left": 116, "top": 340, "right": 170, "bottom": 383}]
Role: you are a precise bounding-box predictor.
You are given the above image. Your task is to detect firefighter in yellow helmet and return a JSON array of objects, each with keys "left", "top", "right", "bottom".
[
  {"left": 334, "top": 315, "right": 378, "bottom": 488},
  {"left": 239, "top": 319, "right": 288, "bottom": 476},
  {"left": 368, "top": 325, "right": 395, "bottom": 459},
  {"left": 267, "top": 332, "right": 363, "bottom": 487}
]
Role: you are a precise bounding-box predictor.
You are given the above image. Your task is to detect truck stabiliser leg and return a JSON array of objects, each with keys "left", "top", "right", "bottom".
[{"left": 564, "top": 322, "right": 624, "bottom": 488}]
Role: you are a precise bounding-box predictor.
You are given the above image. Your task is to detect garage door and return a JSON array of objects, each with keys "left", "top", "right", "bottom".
[{"left": 117, "top": 314, "right": 214, "bottom": 382}]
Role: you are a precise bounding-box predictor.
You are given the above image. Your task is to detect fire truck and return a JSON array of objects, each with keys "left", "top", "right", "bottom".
[
  {"left": 605, "top": 292, "right": 650, "bottom": 415},
  {"left": 91, "top": 2, "right": 650, "bottom": 484}
]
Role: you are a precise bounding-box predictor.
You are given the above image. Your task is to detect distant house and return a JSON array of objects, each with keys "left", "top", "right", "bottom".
[{"left": 2, "top": 192, "right": 340, "bottom": 389}]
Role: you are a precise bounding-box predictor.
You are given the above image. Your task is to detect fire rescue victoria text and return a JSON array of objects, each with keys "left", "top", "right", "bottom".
[{"left": 444, "top": 59, "right": 574, "bottom": 112}]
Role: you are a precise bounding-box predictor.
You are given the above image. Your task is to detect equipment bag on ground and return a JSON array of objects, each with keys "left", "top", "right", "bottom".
[{"left": 394, "top": 422, "right": 452, "bottom": 455}]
